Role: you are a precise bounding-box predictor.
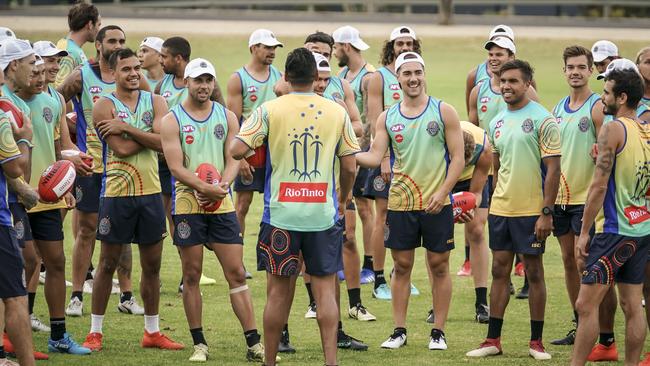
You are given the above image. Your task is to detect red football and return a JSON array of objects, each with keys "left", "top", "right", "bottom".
[
  {"left": 245, "top": 146, "right": 266, "bottom": 168},
  {"left": 195, "top": 163, "right": 222, "bottom": 212},
  {"left": 0, "top": 99, "right": 24, "bottom": 128},
  {"left": 38, "top": 160, "right": 76, "bottom": 203},
  {"left": 452, "top": 191, "right": 476, "bottom": 223}
]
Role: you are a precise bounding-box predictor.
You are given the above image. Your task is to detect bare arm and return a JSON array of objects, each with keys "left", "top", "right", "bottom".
[
  {"left": 222, "top": 110, "right": 242, "bottom": 184},
  {"left": 591, "top": 99, "right": 605, "bottom": 137},
  {"left": 226, "top": 73, "right": 244, "bottom": 122},
  {"left": 211, "top": 79, "right": 226, "bottom": 106},
  {"left": 93, "top": 98, "right": 142, "bottom": 158},
  {"left": 341, "top": 80, "right": 363, "bottom": 137},
  {"left": 468, "top": 84, "right": 480, "bottom": 125},
  {"left": 468, "top": 139, "right": 492, "bottom": 207},
  {"left": 527, "top": 86, "right": 540, "bottom": 102},
  {"left": 356, "top": 111, "right": 389, "bottom": 168},
  {"left": 7, "top": 178, "right": 38, "bottom": 210},
  {"left": 154, "top": 80, "right": 162, "bottom": 95},
  {"left": 56, "top": 68, "right": 82, "bottom": 102},
  {"left": 465, "top": 67, "right": 478, "bottom": 115},
  {"left": 366, "top": 72, "right": 383, "bottom": 138},
  {"left": 338, "top": 154, "right": 356, "bottom": 214}
]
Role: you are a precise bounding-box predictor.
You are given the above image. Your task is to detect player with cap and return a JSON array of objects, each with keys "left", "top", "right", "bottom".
[
  {"left": 58, "top": 25, "right": 145, "bottom": 319},
  {"left": 467, "top": 60, "right": 561, "bottom": 360},
  {"left": 637, "top": 47, "right": 650, "bottom": 110},
  {"left": 0, "top": 27, "right": 16, "bottom": 42},
  {"left": 138, "top": 37, "right": 165, "bottom": 90},
  {"left": 571, "top": 63, "right": 650, "bottom": 366},
  {"left": 357, "top": 51, "right": 464, "bottom": 350},
  {"left": 591, "top": 40, "right": 620, "bottom": 74},
  {"left": 231, "top": 46, "right": 360, "bottom": 366},
  {"left": 81, "top": 47, "right": 182, "bottom": 352}
]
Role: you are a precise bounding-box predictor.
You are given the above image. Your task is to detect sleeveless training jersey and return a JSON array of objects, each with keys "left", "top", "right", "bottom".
[
  {"left": 323, "top": 76, "right": 345, "bottom": 102},
  {"left": 101, "top": 91, "right": 160, "bottom": 197},
  {"left": 145, "top": 72, "right": 162, "bottom": 92},
  {"left": 474, "top": 61, "right": 491, "bottom": 86},
  {"left": 77, "top": 62, "right": 116, "bottom": 174},
  {"left": 158, "top": 74, "right": 188, "bottom": 109},
  {"left": 236, "top": 65, "right": 282, "bottom": 122},
  {"left": 386, "top": 97, "right": 449, "bottom": 211},
  {"left": 489, "top": 101, "right": 561, "bottom": 217},
  {"left": 595, "top": 117, "right": 650, "bottom": 236},
  {"left": 604, "top": 103, "right": 649, "bottom": 124},
  {"left": 459, "top": 120, "right": 487, "bottom": 182},
  {"left": 55, "top": 37, "right": 87, "bottom": 87},
  {"left": 377, "top": 67, "right": 402, "bottom": 111},
  {"left": 476, "top": 79, "right": 505, "bottom": 131},
  {"left": 641, "top": 97, "right": 650, "bottom": 110},
  {"left": 552, "top": 93, "right": 601, "bottom": 205},
  {"left": 0, "top": 112, "right": 21, "bottom": 226},
  {"left": 340, "top": 63, "right": 375, "bottom": 122},
  {"left": 169, "top": 102, "right": 235, "bottom": 215},
  {"left": 236, "top": 93, "right": 360, "bottom": 231}
]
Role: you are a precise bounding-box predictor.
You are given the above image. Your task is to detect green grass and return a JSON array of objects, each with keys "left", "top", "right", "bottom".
[{"left": 17, "top": 31, "right": 650, "bottom": 365}]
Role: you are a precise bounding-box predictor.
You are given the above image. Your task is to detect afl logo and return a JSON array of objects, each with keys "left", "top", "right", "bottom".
[
  {"left": 250, "top": 95, "right": 257, "bottom": 102},
  {"left": 89, "top": 86, "right": 102, "bottom": 94},
  {"left": 373, "top": 175, "right": 386, "bottom": 192},
  {"left": 177, "top": 220, "right": 191, "bottom": 239},
  {"left": 426, "top": 121, "right": 439, "bottom": 136},
  {"left": 162, "top": 91, "right": 172, "bottom": 98},
  {"left": 395, "top": 134, "right": 404, "bottom": 143},
  {"left": 392, "top": 92, "right": 400, "bottom": 100},
  {"left": 247, "top": 86, "right": 258, "bottom": 93},
  {"left": 117, "top": 111, "right": 129, "bottom": 120},
  {"left": 214, "top": 124, "right": 225, "bottom": 140},
  {"left": 98, "top": 217, "right": 111, "bottom": 235},
  {"left": 522, "top": 118, "right": 534, "bottom": 133},
  {"left": 185, "top": 135, "right": 194, "bottom": 144},
  {"left": 182, "top": 125, "right": 195, "bottom": 133},
  {"left": 556, "top": 117, "right": 563, "bottom": 124},
  {"left": 495, "top": 120, "right": 504, "bottom": 128},
  {"left": 480, "top": 105, "right": 487, "bottom": 113},
  {"left": 43, "top": 107, "right": 53, "bottom": 123},
  {"left": 389, "top": 84, "right": 399, "bottom": 91},
  {"left": 141, "top": 111, "right": 153, "bottom": 127},
  {"left": 390, "top": 123, "right": 405, "bottom": 132},
  {"left": 480, "top": 97, "right": 490, "bottom": 103},
  {"left": 578, "top": 117, "right": 590, "bottom": 132}
]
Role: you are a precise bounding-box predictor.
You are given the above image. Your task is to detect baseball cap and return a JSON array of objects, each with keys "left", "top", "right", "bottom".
[
  {"left": 489, "top": 25, "right": 514, "bottom": 41},
  {"left": 35, "top": 54, "right": 44, "bottom": 67},
  {"left": 332, "top": 26, "right": 369, "bottom": 51},
  {"left": 0, "top": 39, "right": 35, "bottom": 71},
  {"left": 484, "top": 36, "right": 516, "bottom": 54},
  {"left": 33, "top": 41, "right": 69, "bottom": 58},
  {"left": 140, "top": 36, "right": 164, "bottom": 54},
  {"left": 395, "top": 52, "right": 425, "bottom": 72},
  {"left": 596, "top": 58, "right": 640, "bottom": 80},
  {"left": 248, "top": 29, "right": 283, "bottom": 48},
  {"left": 313, "top": 52, "right": 331, "bottom": 73},
  {"left": 390, "top": 26, "right": 416, "bottom": 41},
  {"left": 0, "top": 27, "right": 16, "bottom": 42},
  {"left": 184, "top": 58, "right": 216, "bottom": 79},
  {"left": 591, "top": 40, "right": 618, "bottom": 63}
]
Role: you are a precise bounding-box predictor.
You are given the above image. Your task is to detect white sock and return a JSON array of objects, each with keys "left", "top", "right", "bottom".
[
  {"left": 90, "top": 314, "right": 104, "bottom": 334},
  {"left": 144, "top": 314, "right": 160, "bottom": 333}
]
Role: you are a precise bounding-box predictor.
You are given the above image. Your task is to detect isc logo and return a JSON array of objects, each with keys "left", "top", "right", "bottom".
[{"left": 531, "top": 242, "right": 542, "bottom": 248}]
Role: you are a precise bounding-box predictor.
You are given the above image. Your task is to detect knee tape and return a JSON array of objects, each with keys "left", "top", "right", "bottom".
[{"left": 229, "top": 284, "right": 249, "bottom": 294}]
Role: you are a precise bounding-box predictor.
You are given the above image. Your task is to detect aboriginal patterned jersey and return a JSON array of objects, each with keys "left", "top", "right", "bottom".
[
  {"left": 323, "top": 76, "right": 345, "bottom": 102},
  {"left": 459, "top": 120, "right": 487, "bottom": 182},
  {"left": 474, "top": 61, "right": 491, "bottom": 86},
  {"left": 340, "top": 64, "right": 375, "bottom": 148},
  {"left": 77, "top": 62, "right": 116, "bottom": 173},
  {"left": 641, "top": 97, "right": 650, "bottom": 110},
  {"left": 101, "top": 91, "right": 160, "bottom": 197},
  {"left": 55, "top": 37, "right": 87, "bottom": 87},
  {"left": 604, "top": 103, "right": 650, "bottom": 124},
  {"left": 476, "top": 79, "right": 505, "bottom": 131},
  {"left": 236, "top": 93, "right": 360, "bottom": 231},
  {"left": 236, "top": 65, "right": 282, "bottom": 122},
  {"left": 377, "top": 66, "right": 402, "bottom": 110},
  {"left": 595, "top": 117, "right": 650, "bottom": 236},
  {"left": 1, "top": 87, "right": 31, "bottom": 204},
  {"left": 0, "top": 111, "right": 21, "bottom": 226},
  {"left": 385, "top": 97, "right": 449, "bottom": 211},
  {"left": 489, "top": 100, "right": 561, "bottom": 217},
  {"left": 158, "top": 74, "right": 188, "bottom": 109},
  {"left": 169, "top": 102, "right": 235, "bottom": 215},
  {"left": 552, "top": 93, "right": 601, "bottom": 205}
]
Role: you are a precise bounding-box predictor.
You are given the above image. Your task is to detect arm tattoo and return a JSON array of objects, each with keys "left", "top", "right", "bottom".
[{"left": 595, "top": 132, "right": 614, "bottom": 176}]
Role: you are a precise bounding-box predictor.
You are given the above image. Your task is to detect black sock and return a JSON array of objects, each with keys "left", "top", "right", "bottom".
[
  {"left": 573, "top": 310, "right": 579, "bottom": 326},
  {"left": 394, "top": 327, "right": 406, "bottom": 336},
  {"left": 179, "top": 278, "right": 184, "bottom": 287},
  {"left": 283, "top": 324, "right": 289, "bottom": 332},
  {"left": 487, "top": 317, "right": 503, "bottom": 339},
  {"left": 85, "top": 265, "right": 94, "bottom": 281},
  {"left": 28, "top": 292, "right": 36, "bottom": 314},
  {"left": 374, "top": 270, "right": 386, "bottom": 289},
  {"left": 465, "top": 245, "right": 470, "bottom": 261},
  {"left": 50, "top": 318, "right": 66, "bottom": 340},
  {"left": 190, "top": 327, "right": 207, "bottom": 346},
  {"left": 244, "top": 329, "right": 260, "bottom": 348},
  {"left": 71, "top": 291, "right": 83, "bottom": 302},
  {"left": 530, "top": 320, "right": 544, "bottom": 341},
  {"left": 347, "top": 288, "right": 361, "bottom": 309},
  {"left": 599, "top": 332, "right": 615, "bottom": 347},
  {"left": 120, "top": 292, "right": 133, "bottom": 303},
  {"left": 0, "top": 345, "right": 5, "bottom": 358},
  {"left": 523, "top": 275, "right": 529, "bottom": 288},
  {"left": 305, "top": 283, "right": 315, "bottom": 304},
  {"left": 515, "top": 255, "right": 521, "bottom": 265},
  {"left": 40, "top": 263, "right": 46, "bottom": 273},
  {"left": 475, "top": 287, "right": 487, "bottom": 307},
  {"left": 338, "top": 321, "right": 343, "bottom": 331},
  {"left": 362, "top": 256, "right": 373, "bottom": 270}
]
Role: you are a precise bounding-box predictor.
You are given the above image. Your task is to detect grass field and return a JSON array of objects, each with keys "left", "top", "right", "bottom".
[{"left": 15, "top": 30, "right": 650, "bottom": 365}]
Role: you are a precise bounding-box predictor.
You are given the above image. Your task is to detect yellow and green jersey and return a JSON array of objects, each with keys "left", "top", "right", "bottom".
[
  {"left": 476, "top": 79, "right": 505, "bottom": 131},
  {"left": 595, "top": 117, "right": 650, "bottom": 236},
  {"left": 101, "top": 91, "right": 160, "bottom": 197},
  {"left": 604, "top": 103, "right": 649, "bottom": 124},
  {"left": 1, "top": 87, "right": 31, "bottom": 205},
  {"left": 552, "top": 93, "right": 600, "bottom": 205},
  {"left": 55, "top": 37, "right": 88, "bottom": 88},
  {"left": 169, "top": 101, "right": 235, "bottom": 215},
  {"left": 473, "top": 61, "right": 491, "bottom": 87},
  {"left": 459, "top": 120, "right": 487, "bottom": 182},
  {"left": 0, "top": 112, "right": 22, "bottom": 226},
  {"left": 235, "top": 65, "right": 282, "bottom": 122},
  {"left": 386, "top": 97, "right": 450, "bottom": 211},
  {"left": 236, "top": 93, "right": 360, "bottom": 231},
  {"left": 158, "top": 74, "right": 188, "bottom": 109},
  {"left": 489, "top": 101, "right": 561, "bottom": 217},
  {"left": 377, "top": 66, "right": 402, "bottom": 111},
  {"left": 323, "top": 76, "right": 345, "bottom": 102}
]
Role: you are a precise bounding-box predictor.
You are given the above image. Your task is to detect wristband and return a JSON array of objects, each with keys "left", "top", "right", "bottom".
[{"left": 16, "top": 139, "right": 34, "bottom": 149}]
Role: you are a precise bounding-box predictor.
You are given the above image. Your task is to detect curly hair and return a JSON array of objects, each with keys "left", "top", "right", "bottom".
[
  {"left": 462, "top": 130, "right": 476, "bottom": 166},
  {"left": 380, "top": 39, "right": 421, "bottom": 66}
]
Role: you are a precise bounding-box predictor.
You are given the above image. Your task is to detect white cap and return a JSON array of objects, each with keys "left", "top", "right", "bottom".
[
  {"left": 484, "top": 36, "right": 516, "bottom": 54},
  {"left": 248, "top": 29, "right": 283, "bottom": 48},
  {"left": 591, "top": 40, "right": 618, "bottom": 63},
  {"left": 184, "top": 58, "right": 216, "bottom": 79},
  {"left": 390, "top": 26, "right": 416, "bottom": 41},
  {"left": 332, "top": 26, "right": 369, "bottom": 51},
  {"left": 597, "top": 58, "right": 640, "bottom": 80},
  {"left": 140, "top": 36, "right": 164, "bottom": 54},
  {"left": 35, "top": 54, "right": 44, "bottom": 66},
  {"left": 33, "top": 41, "right": 69, "bottom": 57},
  {"left": 0, "top": 27, "right": 16, "bottom": 42},
  {"left": 0, "top": 39, "right": 35, "bottom": 71},
  {"left": 395, "top": 52, "right": 425, "bottom": 72},
  {"left": 313, "top": 52, "right": 331, "bottom": 72},
  {"left": 489, "top": 25, "right": 514, "bottom": 41}
]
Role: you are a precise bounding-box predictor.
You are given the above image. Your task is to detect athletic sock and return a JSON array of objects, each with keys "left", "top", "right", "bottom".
[
  {"left": 120, "top": 291, "right": 133, "bottom": 303},
  {"left": 362, "top": 256, "right": 373, "bottom": 270},
  {"left": 393, "top": 327, "right": 406, "bottom": 336},
  {"left": 283, "top": 324, "right": 289, "bottom": 332},
  {"left": 0, "top": 345, "right": 6, "bottom": 358},
  {"left": 599, "top": 332, "right": 615, "bottom": 346},
  {"left": 374, "top": 270, "right": 386, "bottom": 289},
  {"left": 515, "top": 255, "right": 521, "bottom": 265},
  {"left": 85, "top": 266, "right": 94, "bottom": 281},
  {"left": 465, "top": 245, "right": 470, "bottom": 262},
  {"left": 243, "top": 329, "right": 260, "bottom": 347},
  {"left": 530, "top": 320, "right": 544, "bottom": 341},
  {"left": 487, "top": 317, "right": 503, "bottom": 339},
  {"left": 305, "top": 283, "right": 315, "bottom": 304},
  {"left": 50, "top": 318, "right": 66, "bottom": 340},
  {"left": 347, "top": 288, "right": 361, "bottom": 309},
  {"left": 90, "top": 314, "right": 104, "bottom": 334},
  {"left": 144, "top": 314, "right": 160, "bottom": 334},
  {"left": 71, "top": 291, "right": 83, "bottom": 302},
  {"left": 190, "top": 327, "right": 207, "bottom": 346},
  {"left": 28, "top": 292, "right": 36, "bottom": 314},
  {"left": 475, "top": 287, "right": 488, "bottom": 308}
]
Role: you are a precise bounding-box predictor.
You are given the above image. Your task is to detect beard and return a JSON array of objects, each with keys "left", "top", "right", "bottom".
[
  {"left": 337, "top": 53, "right": 349, "bottom": 68},
  {"left": 603, "top": 102, "right": 617, "bottom": 116},
  {"left": 102, "top": 47, "right": 116, "bottom": 62}
]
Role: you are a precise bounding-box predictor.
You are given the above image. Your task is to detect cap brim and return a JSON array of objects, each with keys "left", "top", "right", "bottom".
[
  {"left": 484, "top": 39, "right": 515, "bottom": 53},
  {"left": 592, "top": 53, "right": 608, "bottom": 63},
  {"left": 596, "top": 73, "right": 607, "bottom": 80},
  {"left": 186, "top": 71, "right": 216, "bottom": 79},
  {"left": 261, "top": 41, "right": 283, "bottom": 47},
  {"left": 352, "top": 40, "right": 369, "bottom": 51},
  {"left": 41, "top": 50, "right": 69, "bottom": 57}
]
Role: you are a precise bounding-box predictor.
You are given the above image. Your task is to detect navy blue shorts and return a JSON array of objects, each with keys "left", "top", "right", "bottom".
[
  {"left": 0, "top": 225, "right": 26, "bottom": 299},
  {"left": 488, "top": 214, "right": 545, "bottom": 255},
  {"left": 257, "top": 220, "right": 344, "bottom": 277},
  {"left": 385, "top": 206, "right": 455, "bottom": 253},
  {"left": 234, "top": 166, "right": 266, "bottom": 193},
  {"left": 10, "top": 203, "right": 32, "bottom": 248},
  {"left": 362, "top": 167, "right": 389, "bottom": 200},
  {"left": 582, "top": 234, "right": 650, "bottom": 285},
  {"left": 97, "top": 194, "right": 167, "bottom": 245},
  {"left": 158, "top": 160, "right": 173, "bottom": 196},
  {"left": 75, "top": 173, "right": 102, "bottom": 213},
  {"left": 553, "top": 205, "right": 585, "bottom": 237},
  {"left": 452, "top": 178, "right": 490, "bottom": 209},
  {"left": 173, "top": 212, "right": 243, "bottom": 246},
  {"left": 28, "top": 209, "right": 63, "bottom": 241},
  {"left": 353, "top": 167, "right": 371, "bottom": 198}
]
